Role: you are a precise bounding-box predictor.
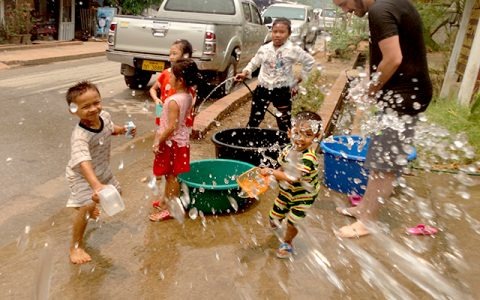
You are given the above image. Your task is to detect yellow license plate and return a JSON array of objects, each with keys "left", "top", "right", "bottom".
[{"left": 142, "top": 60, "right": 165, "bottom": 71}]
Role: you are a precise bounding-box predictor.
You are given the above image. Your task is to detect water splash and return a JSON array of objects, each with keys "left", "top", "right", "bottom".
[
  {"left": 347, "top": 222, "right": 471, "bottom": 299},
  {"left": 194, "top": 76, "right": 235, "bottom": 113},
  {"left": 188, "top": 207, "right": 198, "bottom": 220},
  {"left": 167, "top": 197, "right": 185, "bottom": 223},
  {"left": 69, "top": 102, "right": 78, "bottom": 113},
  {"left": 34, "top": 242, "right": 54, "bottom": 300},
  {"left": 17, "top": 225, "right": 31, "bottom": 252},
  {"left": 228, "top": 196, "right": 239, "bottom": 212}
]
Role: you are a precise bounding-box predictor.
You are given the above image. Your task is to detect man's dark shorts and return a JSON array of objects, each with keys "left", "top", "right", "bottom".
[{"left": 365, "top": 114, "right": 417, "bottom": 175}]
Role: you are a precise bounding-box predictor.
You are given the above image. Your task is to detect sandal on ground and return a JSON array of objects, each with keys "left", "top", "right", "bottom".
[
  {"left": 149, "top": 210, "right": 173, "bottom": 222},
  {"left": 276, "top": 242, "right": 293, "bottom": 259},
  {"left": 406, "top": 224, "right": 438, "bottom": 235},
  {"left": 152, "top": 200, "right": 167, "bottom": 211},
  {"left": 348, "top": 194, "right": 362, "bottom": 206}
]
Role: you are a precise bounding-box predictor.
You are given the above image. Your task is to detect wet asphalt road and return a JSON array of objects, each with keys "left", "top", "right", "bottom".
[{"left": 0, "top": 56, "right": 156, "bottom": 246}]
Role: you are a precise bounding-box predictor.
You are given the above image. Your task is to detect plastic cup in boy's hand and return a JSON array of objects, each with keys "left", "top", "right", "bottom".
[
  {"left": 98, "top": 185, "right": 125, "bottom": 216},
  {"left": 125, "top": 121, "right": 136, "bottom": 139}
]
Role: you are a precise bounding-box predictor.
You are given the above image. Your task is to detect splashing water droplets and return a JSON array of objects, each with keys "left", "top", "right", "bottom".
[
  {"left": 143, "top": 100, "right": 150, "bottom": 112},
  {"left": 69, "top": 103, "right": 78, "bottom": 113},
  {"left": 189, "top": 207, "right": 198, "bottom": 220},
  {"left": 147, "top": 176, "right": 156, "bottom": 190},
  {"left": 444, "top": 203, "right": 463, "bottom": 219},
  {"left": 228, "top": 196, "right": 238, "bottom": 212}
]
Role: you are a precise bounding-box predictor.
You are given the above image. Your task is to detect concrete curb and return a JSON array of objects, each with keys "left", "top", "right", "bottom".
[
  {"left": 318, "top": 53, "right": 364, "bottom": 136},
  {"left": 1, "top": 51, "right": 106, "bottom": 67},
  {"left": 191, "top": 80, "right": 258, "bottom": 139},
  {"left": 0, "top": 41, "right": 84, "bottom": 52}
]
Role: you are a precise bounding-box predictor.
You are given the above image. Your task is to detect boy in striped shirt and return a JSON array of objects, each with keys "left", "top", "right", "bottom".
[{"left": 260, "top": 111, "right": 322, "bottom": 258}]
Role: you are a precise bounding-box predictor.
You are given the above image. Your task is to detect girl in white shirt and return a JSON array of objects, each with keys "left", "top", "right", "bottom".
[{"left": 235, "top": 17, "right": 315, "bottom": 132}]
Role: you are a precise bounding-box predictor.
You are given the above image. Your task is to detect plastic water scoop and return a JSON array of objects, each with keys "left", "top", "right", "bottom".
[
  {"left": 98, "top": 185, "right": 125, "bottom": 216},
  {"left": 236, "top": 167, "right": 271, "bottom": 198}
]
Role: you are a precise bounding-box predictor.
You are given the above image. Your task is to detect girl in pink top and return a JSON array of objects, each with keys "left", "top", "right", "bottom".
[{"left": 150, "top": 59, "right": 199, "bottom": 222}]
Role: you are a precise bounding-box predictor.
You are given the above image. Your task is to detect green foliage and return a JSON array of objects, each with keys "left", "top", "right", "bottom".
[
  {"left": 328, "top": 16, "right": 368, "bottom": 59},
  {"left": 426, "top": 97, "right": 480, "bottom": 158},
  {"left": 0, "top": 23, "right": 7, "bottom": 43},
  {"left": 111, "top": 0, "right": 164, "bottom": 15},
  {"left": 414, "top": 1, "right": 458, "bottom": 51},
  {"left": 470, "top": 93, "right": 480, "bottom": 121},
  {"left": 5, "top": 2, "right": 33, "bottom": 35},
  {"left": 292, "top": 70, "right": 326, "bottom": 116}
]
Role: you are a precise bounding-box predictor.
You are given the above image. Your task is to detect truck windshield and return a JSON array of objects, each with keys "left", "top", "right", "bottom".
[
  {"left": 164, "top": 0, "right": 236, "bottom": 15},
  {"left": 263, "top": 7, "right": 305, "bottom": 21},
  {"left": 321, "top": 9, "right": 337, "bottom": 18}
]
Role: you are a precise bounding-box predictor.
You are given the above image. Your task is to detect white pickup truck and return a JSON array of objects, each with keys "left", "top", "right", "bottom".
[{"left": 106, "top": 0, "right": 270, "bottom": 95}]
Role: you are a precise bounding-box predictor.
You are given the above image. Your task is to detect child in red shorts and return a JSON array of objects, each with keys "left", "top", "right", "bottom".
[
  {"left": 149, "top": 39, "right": 196, "bottom": 128},
  {"left": 149, "top": 59, "right": 199, "bottom": 222}
]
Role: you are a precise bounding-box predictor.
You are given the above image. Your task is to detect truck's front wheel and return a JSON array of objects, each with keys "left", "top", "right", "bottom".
[
  {"left": 220, "top": 56, "right": 237, "bottom": 96},
  {"left": 124, "top": 70, "right": 152, "bottom": 90}
]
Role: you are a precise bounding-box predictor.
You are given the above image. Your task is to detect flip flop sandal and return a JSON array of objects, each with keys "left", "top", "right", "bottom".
[
  {"left": 406, "top": 224, "right": 438, "bottom": 235},
  {"left": 149, "top": 210, "right": 173, "bottom": 222},
  {"left": 152, "top": 200, "right": 167, "bottom": 211},
  {"left": 276, "top": 242, "right": 293, "bottom": 259},
  {"left": 348, "top": 194, "right": 362, "bottom": 206}
]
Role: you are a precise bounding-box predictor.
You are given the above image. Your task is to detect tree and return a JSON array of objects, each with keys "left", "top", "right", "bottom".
[
  {"left": 108, "top": 0, "right": 164, "bottom": 15},
  {"left": 415, "top": 0, "right": 464, "bottom": 51}
]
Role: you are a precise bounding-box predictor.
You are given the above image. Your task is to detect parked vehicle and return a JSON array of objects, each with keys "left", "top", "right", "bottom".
[
  {"left": 318, "top": 8, "right": 340, "bottom": 32},
  {"left": 106, "top": 0, "right": 270, "bottom": 95},
  {"left": 262, "top": 3, "right": 317, "bottom": 49}
]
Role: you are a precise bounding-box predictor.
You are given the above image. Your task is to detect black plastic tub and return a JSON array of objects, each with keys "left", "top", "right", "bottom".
[{"left": 211, "top": 128, "right": 289, "bottom": 167}]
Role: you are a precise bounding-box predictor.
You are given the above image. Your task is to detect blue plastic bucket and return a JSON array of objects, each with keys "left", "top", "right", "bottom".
[{"left": 320, "top": 135, "right": 416, "bottom": 195}]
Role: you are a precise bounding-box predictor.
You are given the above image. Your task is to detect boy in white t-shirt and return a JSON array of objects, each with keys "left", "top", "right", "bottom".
[{"left": 65, "top": 81, "right": 136, "bottom": 264}]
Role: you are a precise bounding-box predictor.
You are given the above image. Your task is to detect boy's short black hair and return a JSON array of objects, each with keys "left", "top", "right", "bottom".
[
  {"left": 272, "top": 17, "right": 291, "bottom": 34},
  {"left": 292, "top": 111, "right": 323, "bottom": 134},
  {"left": 171, "top": 58, "right": 200, "bottom": 87},
  {"left": 66, "top": 81, "right": 100, "bottom": 105}
]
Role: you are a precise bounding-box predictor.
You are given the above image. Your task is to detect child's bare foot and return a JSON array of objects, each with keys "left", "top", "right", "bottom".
[
  {"left": 334, "top": 221, "right": 370, "bottom": 238},
  {"left": 69, "top": 247, "right": 92, "bottom": 264}
]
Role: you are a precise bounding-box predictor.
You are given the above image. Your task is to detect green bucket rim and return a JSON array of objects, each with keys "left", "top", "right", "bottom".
[{"left": 179, "top": 159, "right": 255, "bottom": 190}]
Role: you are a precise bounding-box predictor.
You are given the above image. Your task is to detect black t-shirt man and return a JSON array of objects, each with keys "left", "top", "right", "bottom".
[{"left": 368, "top": 0, "right": 432, "bottom": 115}]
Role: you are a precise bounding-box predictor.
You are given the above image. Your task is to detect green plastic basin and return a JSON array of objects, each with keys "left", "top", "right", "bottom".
[{"left": 178, "top": 159, "right": 255, "bottom": 214}]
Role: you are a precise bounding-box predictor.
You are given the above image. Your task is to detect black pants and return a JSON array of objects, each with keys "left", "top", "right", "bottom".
[{"left": 247, "top": 86, "right": 292, "bottom": 132}]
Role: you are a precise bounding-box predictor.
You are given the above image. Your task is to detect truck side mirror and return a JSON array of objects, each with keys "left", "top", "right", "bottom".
[{"left": 263, "top": 16, "right": 272, "bottom": 25}]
